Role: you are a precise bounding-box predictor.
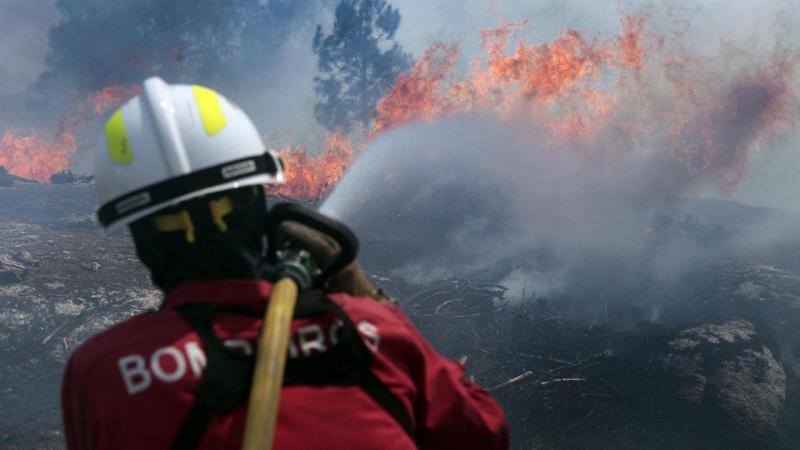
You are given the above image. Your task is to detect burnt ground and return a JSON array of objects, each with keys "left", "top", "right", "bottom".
[
  {"left": 0, "top": 185, "right": 157, "bottom": 448},
  {"left": 384, "top": 267, "right": 800, "bottom": 449},
  {"left": 1, "top": 184, "right": 800, "bottom": 449}
]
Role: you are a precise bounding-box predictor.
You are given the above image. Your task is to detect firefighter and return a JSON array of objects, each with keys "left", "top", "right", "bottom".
[{"left": 61, "top": 77, "right": 509, "bottom": 450}]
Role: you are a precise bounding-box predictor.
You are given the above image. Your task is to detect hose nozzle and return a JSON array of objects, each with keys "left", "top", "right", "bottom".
[{"left": 271, "top": 249, "right": 320, "bottom": 291}]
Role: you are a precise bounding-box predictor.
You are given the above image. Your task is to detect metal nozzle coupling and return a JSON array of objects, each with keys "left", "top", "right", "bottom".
[{"left": 271, "top": 249, "right": 321, "bottom": 291}]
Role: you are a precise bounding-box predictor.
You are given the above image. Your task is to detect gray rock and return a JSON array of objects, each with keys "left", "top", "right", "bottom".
[{"left": 663, "top": 320, "right": 786, "bottom": 435}]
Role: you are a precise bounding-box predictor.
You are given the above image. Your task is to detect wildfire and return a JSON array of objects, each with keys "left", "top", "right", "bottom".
[
  {"left": 3, "top": 12, "right": 796, "bottom": 198},
  {"left": 0, "top": 131, "right": 75, "bottom": 183},
  {"left": 268, "top": 131, "right": 354, "bottom": 201},
  {"left": 374, "top": 17, "right": 648, "bottom": 136},
  {"left": 0, "top": 84, "right": 138, "bottom": 182},
  {"left": 273, "top": 15, "right": 664, "bottom": 200},
  {"left": 85, "top": 85, "right": 141, "bottom": 114},
  {"left": 371, "top": 43, "right": 460, "bottom": 135},
  {"left": 371, "top": 14, "right": 797, "bottom": 192}
]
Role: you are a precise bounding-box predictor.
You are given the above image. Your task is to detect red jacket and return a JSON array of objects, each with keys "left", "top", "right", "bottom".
[{"left": 62, "top": 280, "right": 509, "bottom": 449}]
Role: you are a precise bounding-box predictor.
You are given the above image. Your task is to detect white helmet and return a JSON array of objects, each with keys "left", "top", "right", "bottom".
[{"left": 95, "top": 77, "right": 284, "bottom": 230}]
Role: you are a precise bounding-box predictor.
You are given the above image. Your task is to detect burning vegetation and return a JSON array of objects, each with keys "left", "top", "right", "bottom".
[
  {"left": 373, "top": 15, "right": 796, "bottom": 193},
  {"left": 0, "top": 85, "right": 138, "bottom": 183},
  {"left": 0, "top": 131, "right": 74, "bottom": 183},
  {"left": 255, "top": 13, "right": 797, "bottom": 200},
  {"left": 0, "top": 14, "right": 794, "bottom": 201},
  {"left": 267, "top": 131, "right": 354, "bottom": 200}
]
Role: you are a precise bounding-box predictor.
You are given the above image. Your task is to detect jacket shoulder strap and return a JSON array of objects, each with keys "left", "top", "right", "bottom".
[
  {"left": 170, "top": 294, "right": 415, "bottom": 449},
  {"left": 171, "top": 304, "right": 257, "bottom": 450}
]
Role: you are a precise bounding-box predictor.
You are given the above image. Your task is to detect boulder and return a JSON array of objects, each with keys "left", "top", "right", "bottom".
[{"left": 662, "top": 320, "right": 786, "bottom": 437}]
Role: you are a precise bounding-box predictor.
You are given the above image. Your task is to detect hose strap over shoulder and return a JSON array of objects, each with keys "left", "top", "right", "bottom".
[{"left": 169, "top": 292, "right": 414, "bottom": 450}]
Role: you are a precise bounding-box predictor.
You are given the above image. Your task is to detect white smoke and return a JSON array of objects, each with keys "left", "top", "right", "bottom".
[
  {"left": 322, "top": 114, "right": 800, "bottom": 315},
  {"left": 388, "top": 0, "right": 800, "bottom": 214},
  {"left": 0, "top": 0, "right": 58, "bottom": 96},
  {"left": 323, "top": 116, "right": 651, "bottom": 283}
]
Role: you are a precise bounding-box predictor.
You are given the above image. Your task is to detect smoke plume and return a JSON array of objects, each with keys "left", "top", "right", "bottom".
[{"left": 322, "top": 9, "right": 800, "bottom": 323}]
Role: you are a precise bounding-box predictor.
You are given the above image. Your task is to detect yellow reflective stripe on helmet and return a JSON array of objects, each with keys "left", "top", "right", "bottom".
[
  {"left": 105, "top": 110, "right": 133, "bottom": 164},
  {"left": 209, "top": 196, "right": 233, "bottom": 232},
  {"left": 192, "top": 85, "right": 227, "bottom": 136},
  {"left": 155, "top": 210, "right": 196, "bottom": 243}
]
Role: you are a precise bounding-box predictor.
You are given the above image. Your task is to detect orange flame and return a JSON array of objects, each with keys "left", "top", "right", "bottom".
[
  {"left": 618, "top": 15, "right": 646, "bottom": 72},
  {"left": 372, "top": 43, "right": 460, "bottom": 135},
  {"left": 372, "top": 14, "right": 797, "bottom": 191},
  {"left": 273, "top": 13, "right": 795, "bottom": 200},
  {"left": 0, "top": 84, "right": 139, "bottom": 182},
  {"left": 4, "top": 12, "right": 796, "bottom": 199},
  {"left": 0, "top": 131, "right": 75, "bottom": 182},
  {"left": 268, "top": 131, "right": 354, "bottom": 200},
  {"left": 84, "top": 85, "right": 141, "bottom": 114},
  {"left": 374, "top": 17, "right": 649, "bottom": 136}
]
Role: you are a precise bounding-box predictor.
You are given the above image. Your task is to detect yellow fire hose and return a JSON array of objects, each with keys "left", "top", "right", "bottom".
[
  {"left": 241, "top": 277, "right": 299, "bottom": 450},
  {"left": 241, "top": 201, "right": 359, "bottom": 450}
]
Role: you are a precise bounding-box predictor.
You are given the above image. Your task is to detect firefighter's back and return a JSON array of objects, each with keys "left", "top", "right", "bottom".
[{"left": 62, "top": 280, "right": 417, "bottom": 450}]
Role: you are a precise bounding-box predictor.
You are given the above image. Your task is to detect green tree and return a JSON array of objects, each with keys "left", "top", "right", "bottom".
[
  {"left": 37, "top": 0, "right": 326, "bottom": 93},
  {"left": 313, "top": 0, "right": 411, "bottom": 133}
]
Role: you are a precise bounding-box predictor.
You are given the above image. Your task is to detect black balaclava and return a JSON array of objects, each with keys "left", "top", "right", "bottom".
[{"left": 130, "top": 186, "right": 269, "bottom": 293}]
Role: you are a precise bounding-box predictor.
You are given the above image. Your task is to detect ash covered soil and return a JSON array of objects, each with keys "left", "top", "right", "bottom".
[
  {"left": 2, "top": 184, "right": 800, "bottom": 449},
  {"left": 0, "top": 184, "right": 158, "bottom": 448}
]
